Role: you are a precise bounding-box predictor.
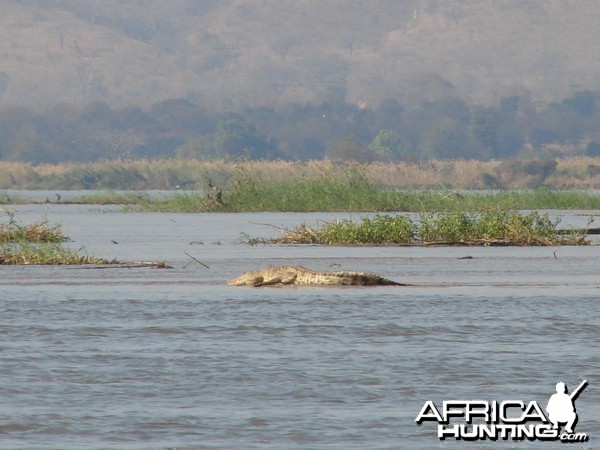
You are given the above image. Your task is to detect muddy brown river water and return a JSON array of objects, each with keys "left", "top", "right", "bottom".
[{"left": 1, "top": 201, "right": 599, "bottom": 449}]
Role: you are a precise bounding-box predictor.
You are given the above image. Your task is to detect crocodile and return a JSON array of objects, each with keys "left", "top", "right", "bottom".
[{"left": 227, "top": 265, "right": 407, "bottom": 287}]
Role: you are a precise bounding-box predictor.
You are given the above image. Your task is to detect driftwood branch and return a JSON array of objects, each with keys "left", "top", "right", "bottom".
[
  {"left": 78, "top": 261, "right": 172, "bottom": 269},
  {"left": 184, "top": 252, "right": 209, "bottom": 268}
]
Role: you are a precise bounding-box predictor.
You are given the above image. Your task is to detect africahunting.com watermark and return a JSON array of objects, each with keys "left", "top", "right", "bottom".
[{"left": 416, "top": 380, "right": 589, "bottom": 443}]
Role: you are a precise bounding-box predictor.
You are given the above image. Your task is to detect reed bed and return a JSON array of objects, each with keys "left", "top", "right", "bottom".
[
  {"left": 0, "top": 212, "right": 115, "bottom": 265},
  {"left": 71, "top": 186, "right": 600, "bottom": 213},
  {"left": 0, "top": 212, "right": 67, "bottom": 243},
  {"left": 255, "top": 211, "right": 588, "bottom": 246},
  {"left": 0, "top": 242, "right": 115, "bottom": 265},
  {"left": 127, "top": 161, "right": 600, "bottom": 212},
  {"left": 1, "top": 158, "right": 599, "bottom": 212},
  {"left": 1, "top": 157, "right": 599, "bottom": 191},
  {"left": 132, "top": 187, "right": 599, "bottom": 213},
  {"left": 0, "top": 213, "right": 172, "bottom": 266}
]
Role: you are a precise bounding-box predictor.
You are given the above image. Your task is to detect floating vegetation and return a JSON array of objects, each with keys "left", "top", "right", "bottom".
[
  {"left": 0, "top": 212, "right": 169, "bottom": 266},
  {"left": 415, "top": 210, "right": 587, "bottom": 246},
  {"left": 0, "top": 242, "right": 116, "bottom": 265},
  {"left": 249, "top": 211, "right": 589, "bottom": 246},
  {"left": 0, "top": 212, "right": 67, "bottom": 243}
]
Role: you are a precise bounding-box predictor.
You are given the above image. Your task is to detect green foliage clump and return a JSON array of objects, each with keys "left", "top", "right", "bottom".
[
  {"left": 220, "top": 162, "right": 395, "bottom": 212},
  {"left": 368, "top": 130, "right": 408, "bottom": 161},
  {"left": 262, "top": 210, "right": 587, "bottom": 246},
  {"left": 0, "top": 242, "right": 113, "bottom": 265},
  {"left": 317, "top": 214, "right": 416, "bottom": 244},
  {"left": 0, "top": 212, "right": 66, "bottom": 243},
  {"left": 128, "top": 185, "right": 600, "bottom": 213},
  {"left": 0, "top": 212, "right": 114, "bottom": 265},
  {"left": 417, "top": 210, "right": 583, "bottom": 245}
]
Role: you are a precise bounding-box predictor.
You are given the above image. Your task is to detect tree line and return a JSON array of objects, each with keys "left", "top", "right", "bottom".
[{"left": 1, "top": 89, "right": 599, "bottom": 164}]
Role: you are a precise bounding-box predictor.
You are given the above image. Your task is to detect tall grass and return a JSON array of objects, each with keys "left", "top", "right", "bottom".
[
  {"left": 0, "top": 159, "right": 232, "bottom": 190},
  {"left": 1, "top": 157, "right": 599, "bottom": 191},
  {"left": 0, "top": 212, "right": 67, "bottom": 242},
  {"left": 0, "top": 242, "right": 114, "bottom": 265},
  {"left": 127, "top": 162, "right": 600, "bottom": 212},
  {"left": 258, "top": 211, "right": 588, "bottom": 246},
  {"left": 416, "top": 210, "right": 586, "bottom": 245},
  {"left": 219, "top": 163, "right": 398, "bottom": 212},
  {"left": 0, "top": 212, "right": 114, "bottom": 265},
  {"left": 1, "top": 158, "right": 599, "bottom": 212}
]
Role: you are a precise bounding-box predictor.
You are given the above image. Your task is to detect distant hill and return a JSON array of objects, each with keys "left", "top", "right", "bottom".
[{"left": 1, "top": 0, "right": 599, "bottom": 110}]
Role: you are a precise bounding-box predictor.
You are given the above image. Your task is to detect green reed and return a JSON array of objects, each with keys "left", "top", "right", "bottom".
[
  {"left": 0, "top": 212, "right": 67, "bottom": 243},
  {"left": 0, "top": 242, "right": 115, "bottom": 265},
  {"left": 0, "top": 212, "right": 116, "bottom": 265},
  {"left": 258, "top": 211, "right": 588, "bottom": 246}
]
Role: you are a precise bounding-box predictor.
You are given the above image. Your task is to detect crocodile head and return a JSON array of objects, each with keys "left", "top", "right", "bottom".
[
  {"left": 227, "top": 267, "right": 301, "bottom": 286},
  {"left": 227, "top": 271, "right": 265, "bottom": 286}
]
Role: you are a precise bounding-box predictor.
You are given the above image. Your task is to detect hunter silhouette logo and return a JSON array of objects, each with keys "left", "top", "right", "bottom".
[
  {"left": 415, "top": 380, "right": 589, "bottom": 443},
  {"left": 546, "top": 380, "right": 587, "bottom": 434}
]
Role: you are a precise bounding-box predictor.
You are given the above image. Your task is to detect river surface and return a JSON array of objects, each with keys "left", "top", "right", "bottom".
[{"left": 1, "top": 202, "right": 599, "bottom": 449}]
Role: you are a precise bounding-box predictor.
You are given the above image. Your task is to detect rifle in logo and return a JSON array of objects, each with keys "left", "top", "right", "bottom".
[
  {"left": 546, "top": 379, "right": 587, "bottom": 434},
  {"left": 570, "top": 379, "right": 588, "bottom": 401}
]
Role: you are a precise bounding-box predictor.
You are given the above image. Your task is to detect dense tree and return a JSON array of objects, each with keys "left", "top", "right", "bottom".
[
  {"left": 80, "top": 102, "right": 121, "bottom": 129},
  {"left": 471, "top": 115, "right": 497, "bottom": 156},
  {"left": 326, "top": 136, "right": 371, "bottom": 162},
  {"left": 150, "top": 98, "right": 214, "bottom": 135},
  {"left": 174, "top": 136, "right": 215, "bottom": 160},
  {"left": 561, "top": 90, "right": 597, "bottom": 117},
  {"left": 586, "top": 141, "right": 600, "bottom": 157},
  {"left": 419, "top": 117, "right": 481, "bottom": 160},
  {"left": 214, "top": 118, "right": 278, "bottom": 159},
  {"left": 0, "top": 89, "right": 600, "bottom": 164},
  {"left": 368, "top": 130, "right": 408, "bottom": 161},
  {"left": 372, "top": 99, "right": 404, "bottom": 131}
]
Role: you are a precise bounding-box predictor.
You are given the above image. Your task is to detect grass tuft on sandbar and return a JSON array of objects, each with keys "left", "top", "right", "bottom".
[
  {"left": 254, "top": 211, "right": 589, "bottom": 246},
  {"left": 0, "top": 212, "right": 115, "bottom": 265},
  {"left": 0, "top": 242, "right": 116, "bottom": 265},
  {"left": 0, "top": 212, "right": 67, "bottom": 243}
]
